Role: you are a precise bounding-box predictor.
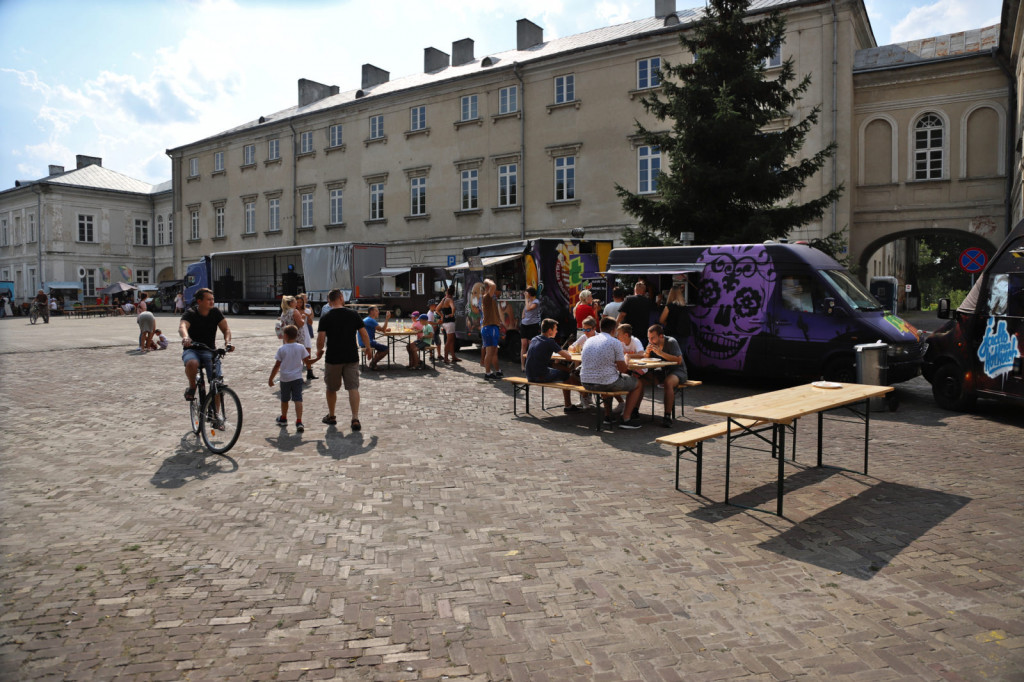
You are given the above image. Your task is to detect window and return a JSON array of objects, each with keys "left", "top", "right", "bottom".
[
  {"left": 136, "top": 268, "right": 151, "bottom": 285},
  {"left": 499, "top": 86, "right": 518, "bottom": 114},
  {"left": 498, "top": 164, "right": 518, "bottom": 206},
  {"left": 370, "top": 115, "right": 384, "bottom": 140},
  {"left": 765, "top": 42, "right": 782, "bottom": 68},
  {"left": 330, "top": 189, "right": 344, "bottom": 224},
  {"left": 637, "top": 57, "right": 661, "bottom": 89},
  {"left": 269, "top": 198, "right": 280, "bottom": 231},
  {"left": 329, "top": 124, "right": 343, "bottom": 148},
  {"left": 215, "top": 206, "right": 225, "bottom": 237},
  {"left": 78, "top": 214, "right": 95, "bottom": 242},
  {"left": 555, "top": 74, "right": 575, "bottom": 104},
  {"left": 638, "top": 145, "right": 661, "bottom": 194},
  {"left": 299, "top": 131, "right": 314, "bottom": 154},
  {"left": 461, "top": 94, "right": 478, "bottom": 121},
  {"left": 369, "top": 183, "right": 384, "bottom": 220},
  {"left": 28, "top": 267, "right": 36, "bottom": 294},
  {"left": 268, "top": 138, "right": 280, "bottom": 160},
  {"left": 410, "top": 177, "right": 426, "bottom": 216},
  {"left": 244, "top": 201, "right": 255, "bottom": 234},
  {"left": 410, "top": 105, "right": 426, "bottom": 131},
  {"left": 243, "top": 144, "right": 255, "bottom": 165},
  {"left": 214, "top": 151, "right": 224, "bottom": 172},
  {"left": 189, "top": 158, "right": 198, "bottom": 176},
  {"left": 157, "top": 216, "right": 165, "bottom": 245},
  {"left": 914, "top": 113, "right": 944, "bottom": 180},
  {"left": 461, "top": 169, "right": 478, "bottom": 210},
  {"left": 555, "top": 156, "right": 575, "bottom": 201},
  {"left": 0, "top": 218, "right": 6, "bottom": 246},
  {"left": 81, "top": 268, "right": 96, "bottom": 297},
  {"left": 13, "top": 215, "right": 20, "bottom": 244},
  {"left": 191, "top": 210, "right": 200, "bottom": 240},
  {"left": 134, "top": 219, "right": 150, "bottom": 246},
  {"left": 168, "top": 215, "right": 173, "bottom": 244},
  {"left": 301, "top": 193, "right": 314, "bottom": 228},
  {"left": 27, "top": 213, "right": 35, "bottom": 243}
]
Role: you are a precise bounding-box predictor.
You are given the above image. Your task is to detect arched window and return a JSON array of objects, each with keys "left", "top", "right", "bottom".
[{"left": 914, "top": 113, "right": 943, "bottom": 180}]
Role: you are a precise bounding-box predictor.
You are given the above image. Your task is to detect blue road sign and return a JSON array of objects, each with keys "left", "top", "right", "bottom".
[
  {"left": 447, "top": 255, "right": 456, "bottom": 267},
  {"left": 959, "top": 247, "right": 988, "bottom": 274}
]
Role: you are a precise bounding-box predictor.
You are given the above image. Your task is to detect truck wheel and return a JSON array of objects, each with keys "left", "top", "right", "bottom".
[
  {"left": 313, "top": 303, "right": 323, "bottom": 317},
  {"left": 823, "top": 356, "right": 856, "bottom": 383},
  {"left": 931, "top": 363, "right": 976, "bottom": 411},
  {"left": 392, "top": 307, "right": 403, "bottom": 319},
  {"left": 229, "top": 302, "right": 242, "bottom": 315}
]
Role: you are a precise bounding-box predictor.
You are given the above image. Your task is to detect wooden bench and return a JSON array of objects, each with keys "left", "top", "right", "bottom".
[
  {"left": 657, "top": 419, "right": 771, "bottom": 496},
  {"left": 502, "top": 377, "right": 630, "bottom": 431}
]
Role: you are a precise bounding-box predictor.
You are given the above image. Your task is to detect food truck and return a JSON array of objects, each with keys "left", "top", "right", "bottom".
[
  {"left": 368, "top": 266, "right": 451, "bottom": 319},
  {"left": 450, "top": 238, "right": 613, "bottom": 354},
  {"left": 923, "top": 220, "right": 1024, "bottom": 410},
  {"left": 604, "top": 242, "right": 926, "bottom": 382}
]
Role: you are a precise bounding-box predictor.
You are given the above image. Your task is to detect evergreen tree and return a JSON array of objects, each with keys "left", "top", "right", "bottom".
[{"left": 617, "top": 0, "right": 843, "bottom": 246}]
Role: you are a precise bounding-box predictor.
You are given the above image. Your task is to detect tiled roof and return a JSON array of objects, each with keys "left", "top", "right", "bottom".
[
  {"left": 854, "top": 24, "right": 999, "bottom": 72},
  {"left": 44, "top": 164, "right": 159, "bottom": 195},
  {"left": 205, "top": 0, "right": 813, "bottom": 143}
]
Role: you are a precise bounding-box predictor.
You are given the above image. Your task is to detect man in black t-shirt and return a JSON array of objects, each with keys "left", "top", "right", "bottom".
[
  {"left": 315, "top": 289, "right": 372, "bottom": 431},
  {"left": 524, "top": 319, "right": 580, "bottom": 413},
  {"left": 178, "top": 287, "right": 233, "bottom": 401},
  {"left": 616, "top": 280, "right": 652, "bottom": 347}
]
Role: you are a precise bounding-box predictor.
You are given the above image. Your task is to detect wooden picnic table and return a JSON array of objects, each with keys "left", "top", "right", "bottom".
[
  {"left": 69, "top": 305, "right": 119, "bottom": 318},
  {"left": 377, "top": 328, "right": 418, "bottom": 368},
  {"left": 694, "top": 381, "right": 894, "bottom": 517}
]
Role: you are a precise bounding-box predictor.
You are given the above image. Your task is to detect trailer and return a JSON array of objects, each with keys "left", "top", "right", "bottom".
[
  {"left": 184, "top": 242, "right": 385, "bottom": 315},
  {"left": 367, "top": 265, "right": 452, "bottom": 319}
]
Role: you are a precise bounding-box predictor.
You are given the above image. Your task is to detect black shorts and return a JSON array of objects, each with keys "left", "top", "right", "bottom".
[{"left": 520, "top": 323, "right": 541, "bottom": 340}]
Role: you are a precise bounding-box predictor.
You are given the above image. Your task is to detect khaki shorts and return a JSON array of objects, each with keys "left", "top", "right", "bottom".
[{"left": 324, "top": 362, "right": 359, "bottom": 392}]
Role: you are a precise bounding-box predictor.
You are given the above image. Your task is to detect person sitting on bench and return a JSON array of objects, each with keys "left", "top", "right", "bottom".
[
  {"left": 580, "top": 316, "right": 645, "bottom": 429},
  {"left": 524, "top": 318, "right": 581, "bottom": 413}
]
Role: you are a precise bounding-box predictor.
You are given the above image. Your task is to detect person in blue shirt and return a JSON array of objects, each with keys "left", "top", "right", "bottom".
[
  {"left": 360, "top": 305, "right": 390, "bottom": 370},
  {"left": 524, "top": 318, "right": 581, "bottom": 413}
]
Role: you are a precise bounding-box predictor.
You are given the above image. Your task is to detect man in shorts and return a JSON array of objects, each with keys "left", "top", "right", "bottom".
[
  {"left": 480, "top": 278, "right": 502, "bottom": 380},
  {"left": 360, "top": 305, "right": 391, "bottom": 370},
  {"left": 315, "top": 289, "right": 372, "bottom": 431},
  {"left": 580, "top": 315, "right": 645, "bottom": 429},
  {"left": 644, "top": 324, "right": 689, "bottom": 427},
  {"left": 179, "top": 288, "right": 233, "bottom": 400}
]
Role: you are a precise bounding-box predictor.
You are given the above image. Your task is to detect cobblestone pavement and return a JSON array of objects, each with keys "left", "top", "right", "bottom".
[{"left": 1, "top": 313, "right": 1022, "bottom": 681}]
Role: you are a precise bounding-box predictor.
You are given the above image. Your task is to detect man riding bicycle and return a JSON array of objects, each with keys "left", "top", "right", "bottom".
[
  {"left": 179, "top": 288, "right": 233, "bottom": 401},
  {"left": 32, "top": 289, "right": 50, "bottom": 323}
]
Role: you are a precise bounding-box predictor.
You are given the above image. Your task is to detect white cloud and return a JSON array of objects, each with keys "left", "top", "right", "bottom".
[{"left": 890, "top": 0, "right": 1000, "bottom": 43}]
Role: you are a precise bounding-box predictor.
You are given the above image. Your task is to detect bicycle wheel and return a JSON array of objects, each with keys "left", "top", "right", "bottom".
[
  {"left": 189, "top": 394, "right": 202, "bottom": 434},
  {"left": 199, "top": 386, "right": 242, "bottom": 454},
  {"left": 29, "top": 308, "right": 38, "bottom": 324}
]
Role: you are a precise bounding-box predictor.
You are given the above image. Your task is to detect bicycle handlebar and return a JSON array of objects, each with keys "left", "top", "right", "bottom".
[{"left": 186, "top": 342, "right": 234, "bottom": 356}]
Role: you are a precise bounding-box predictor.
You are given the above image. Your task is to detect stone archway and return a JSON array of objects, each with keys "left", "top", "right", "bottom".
[{"left": 857, "top": 228, "right": 1000, "bottom": 278}]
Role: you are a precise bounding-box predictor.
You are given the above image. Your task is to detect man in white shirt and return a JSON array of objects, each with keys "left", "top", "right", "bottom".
[
  {"left": 580, "top": 316, "right": 645, "bottom": 429},
  {"left": 601, "top": 287, "right": 626, "bottom": 322}
]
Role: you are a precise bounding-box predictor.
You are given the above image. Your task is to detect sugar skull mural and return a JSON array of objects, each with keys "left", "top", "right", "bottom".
[{"left": 687, "top": 245, "right": 777, "bottom": 372}]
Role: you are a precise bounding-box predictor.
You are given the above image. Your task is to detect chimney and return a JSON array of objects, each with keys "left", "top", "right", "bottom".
[
  {"left": 517, "top": 19, "right": 544, "bottom": 50},
  {"left": 452, "top": 38, "right": 474, "bottom": 66},
  {"left": 48, "top": 165, "right": 65, "bottom": 176},
  {"left": 298, "top": 78, "right": 339, "bottom": 107},
  {"left": 76, "top": 155, "right": 101, "bottom": 169},
  {"left": 361, "top": 64, "right": 390, "bottom": 89},
  {"left": 424, "top": 47, "right": 450, "bottom": 72},
  {"left": 655, "top": 0, "right": 676, "bottom": 18}
]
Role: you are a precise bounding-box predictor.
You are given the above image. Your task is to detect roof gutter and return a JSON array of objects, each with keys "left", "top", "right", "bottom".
[
  {"left": 514, "top": 62, "right": 526, "bottom": 241},
  {"left": 288, "top": 121, "right": 298, "bottom": 246}
]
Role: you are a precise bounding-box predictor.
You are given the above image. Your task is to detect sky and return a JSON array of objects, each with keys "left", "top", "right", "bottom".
[{"left": 0, "top": 0, "right": 1005, "bottom": 188}]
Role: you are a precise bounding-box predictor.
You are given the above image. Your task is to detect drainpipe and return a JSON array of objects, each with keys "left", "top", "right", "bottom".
[
  {"left": 33, "top": 184, "right": 43, "bottom": 293},
  {"left": 288, "top": 121, "right": 298, "bottom": 246},
  {"left": 831, "top": 0, "right": 838, "bottom": 235},
  {"left": 994, "top": 50, "right": 1016, "bottom": 237},
  {"left": 514, "top": 62, "right": 526, "bottom": 241}
]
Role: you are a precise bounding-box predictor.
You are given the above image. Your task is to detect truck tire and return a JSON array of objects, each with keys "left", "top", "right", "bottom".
[
  {"left": 313, "top": 303, "right": 323, "bottom": 317},
  {"left": 931, "top": 362, "right": 976, "bottom": 411},
  {"left": 822, "top": 356, "right": 856, "bottom": 383},
  {"left": 229, "top": 302, "right": 242, "bottom": 315},
  {"left": 392, "top": 306, "right": 403, "bottom": 319}
]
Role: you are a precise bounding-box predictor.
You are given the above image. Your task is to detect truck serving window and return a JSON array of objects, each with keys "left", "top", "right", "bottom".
[{"left": 819, "top": 269, "right": 884, "bottom": 312}]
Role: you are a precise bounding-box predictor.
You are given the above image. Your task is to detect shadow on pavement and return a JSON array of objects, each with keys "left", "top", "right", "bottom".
[
  {"left": 315, "top": 431, "right": 379, "bottom": 460},
  {"left": 684, "top": 465, "right": 845, "bottom": 522},
  {"left": 150, "top": 434, "right": 239, "bottom": 488},
  {"left": 757, "top": 480, "right": 971, "bottom": 579}
]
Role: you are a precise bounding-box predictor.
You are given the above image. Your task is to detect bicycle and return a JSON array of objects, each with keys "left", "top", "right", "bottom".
[
  {"left": 29, "top": 301, "right": 49, "bottom": 325},
  {"left": 186, "top": 342, "right": 243, "bottom": 454}
]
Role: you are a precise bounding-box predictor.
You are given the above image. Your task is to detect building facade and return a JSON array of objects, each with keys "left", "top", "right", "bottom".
[{"left": 0, "top": 156, "right": 173, "bottom": 305}]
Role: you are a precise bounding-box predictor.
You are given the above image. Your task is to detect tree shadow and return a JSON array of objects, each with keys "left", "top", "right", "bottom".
[
  {"left": 756, "top": 481, "right": 971, "bottom": 579},
  {"left": 315, "top": 430, "right": 379, "bottom": 460},
  {"left": 150, "top": 434, "right": 238, "bottom": 488}
]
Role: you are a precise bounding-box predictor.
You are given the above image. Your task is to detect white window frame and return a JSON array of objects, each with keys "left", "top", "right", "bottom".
[
  {"left": 461, "top": 169, "right": 478, "bottom": 210},
  {"left": 914, "top": 113, "right": 944, "bottom": 181},
  {"left": 330, "top": 189, "right": 344, "bottom": 224},
  {"left": 157, "top": 216, "right": 165, "bottom": 245},
  {"left": 370, "top": 115, "right": 384, "bottom": 140},
  {"left": 461, "top": 94, "right": 479, "bottom": 122},
  {"left": 244, "top": 201, "right": 256, "bottom": 234},
  {"left": 27, "top": 213, "right": 36, "bottom": 243},
  {"left": 214, "top": 151, "right": 224, "bottom": 172},
  {"left": 637, "top": 57, "right": 661, "bottom": 89},
  {"left": 301, "top": 193, "right": 314, "bottom": 228},
  {"left": 268, "top": 138, "right": 280, "bottom": 160},
  {"left": 189, "top": 158, "right": 198, "bottom": 177},
  {"left": 243, "top": 144, "right": 256, "bottom": 165},
  {"left": 269, "top": 198, "right": 281, "bottom": 231},
  {"left": 81, "top": 268, "right": 96, "bottom": 297},
  {"left": 410, "top": 177, "right": 426, "bottom": 216},
  {"left": 134, "top": 218, "right": 150, "bottom": 246},
  {"left": 78, "top": 214, "right": 95, "bottom": 243},
  {"left": 499, "top": 86, "right": 518, "bottom": 114},
  {"left": 136, "top": 268, "right": 151, "bottom": 285},
  {"left": 555, "top": 74, "right": 575, "bottom": 104},
  {"left": 410, "top": 105, "right": 426, "bottom": 131},
  {"left": 168, "top": 215, "right": 173, "bottom": 244},
  {"left": 190, "top": 211, "right": 199, "bottom": 240},
  {"left": 638, "top": 145, "right": 661, "bottom": 194},
  {"left": 498, "top": 164, "right": 518, "bottom": 207},
  {"left": 369, "top": 183, "right": 385, "bottom": 220},
  {"left": 0, "top": 218, "right": 7, "bottom": 246},
  {"left": 215, "top": 206, "right": 225, "bottom": 237},
  {"left": 299, "top": 131, "right": 314, "bottom": 154},
  {"left": 329, "top": 124, "right": 343, "bottom": 148},
  {"left": 765, "top": 43, "right": 782, "bottom": 69},
  {"left": 555, "top": 156, "right": 576, "bottom": 202}
]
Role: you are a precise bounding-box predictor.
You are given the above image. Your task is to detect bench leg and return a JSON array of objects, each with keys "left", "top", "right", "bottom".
[{"left": 674, "top": 442, "right": 703, "bottom": 496}]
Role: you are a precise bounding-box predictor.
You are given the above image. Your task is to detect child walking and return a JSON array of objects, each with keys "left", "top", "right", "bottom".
[{"left": 269, "top": 325, "right": 309, "bottom": 432}]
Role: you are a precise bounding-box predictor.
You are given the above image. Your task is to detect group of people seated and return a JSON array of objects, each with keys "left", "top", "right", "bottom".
[
  {"left": 359, "top": 303, "right": 443, "bottom": 371},
  {"left": 523, "top": 313, "right": 689, "bottom": 430}
]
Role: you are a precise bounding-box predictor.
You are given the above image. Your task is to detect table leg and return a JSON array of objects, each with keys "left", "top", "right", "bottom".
[
  {"left": 863, "top": 398, "right": 870, "bottom": 475},
  {"left": 724, "top": 418, "right": 732, "bottom": 504},
  {"left": 817, "top": 411, "right": 824, "bottom": 467},
  {"left": 776, "top": 423, "right": 786, "bottom": 517}
]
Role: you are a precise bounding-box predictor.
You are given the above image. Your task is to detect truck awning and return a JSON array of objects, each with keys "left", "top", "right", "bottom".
[
  {"left": 367, "top": 267, "right": 411, "bottom": 278},
  {"left": 447, "top": 253, "right": 523, "bottom": 270},
  {"left": 602, "top": 263, "right": 705, "bottom": 276},
  {"left": 45, "top": 281, "right": 83, "bottom": 290}
]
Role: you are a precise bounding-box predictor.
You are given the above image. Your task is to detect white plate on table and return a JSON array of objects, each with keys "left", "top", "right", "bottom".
[{"left": 812, "top": 380, "right": 842, "bottom": 389}]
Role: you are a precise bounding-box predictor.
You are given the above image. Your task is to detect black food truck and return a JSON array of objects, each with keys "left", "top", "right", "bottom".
[
  {"left": 604, "top": 242, "right": 926, "bottom": 382},
  {"left": 450, "top": 238, "right": 613, "bottom": 356},
  {"left": 367, "top": 265, "right": 451, "bottom": 319},
  {"left": 924, "top": 219, "right": 1024, "bottom": 410}
]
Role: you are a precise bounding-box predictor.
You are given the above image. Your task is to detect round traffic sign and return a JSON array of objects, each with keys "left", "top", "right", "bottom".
[{"left": 959, "top": 247, "right": 988, "bottom": 273}]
